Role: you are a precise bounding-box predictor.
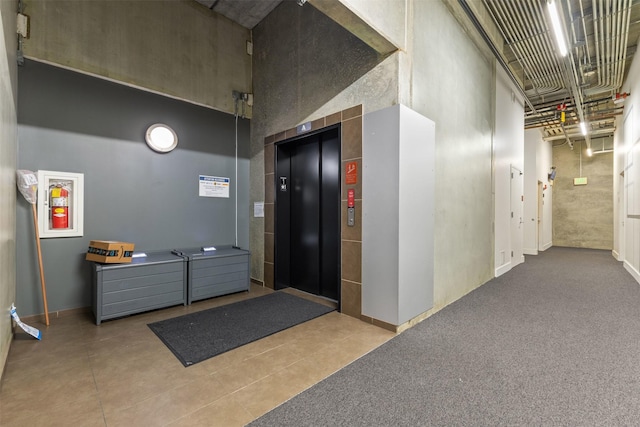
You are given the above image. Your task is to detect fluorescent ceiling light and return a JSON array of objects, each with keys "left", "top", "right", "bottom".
[
  {"left": 586, "top": 147, "right": 593, "bottom": 157},
  {"left": 548, "top": 0, "right": 568, "bottom": 57},
  {"left": 580, "top": 122, "right": 588, "bottom": 136}
]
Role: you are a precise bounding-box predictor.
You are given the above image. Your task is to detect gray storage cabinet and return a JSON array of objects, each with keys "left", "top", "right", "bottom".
[
  {"left": 177, "top": 246, "right": 250, "bottom": 304},
  {"left": 92, "top": 251, "right": 187, "bottom": 325}
]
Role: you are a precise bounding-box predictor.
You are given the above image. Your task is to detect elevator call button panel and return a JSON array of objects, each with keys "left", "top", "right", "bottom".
[{"left": 347, "top": 188, "right": 355, "bottom": 227}]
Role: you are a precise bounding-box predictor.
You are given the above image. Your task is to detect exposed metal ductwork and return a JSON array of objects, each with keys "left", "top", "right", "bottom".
[{"left": 463, "top": 0, "right": 639, "bottom": 147}]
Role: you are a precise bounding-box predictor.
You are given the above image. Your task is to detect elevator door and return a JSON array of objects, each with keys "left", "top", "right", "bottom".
[{"left": 275, "top": 126, "right": 340, "bottom": 301}]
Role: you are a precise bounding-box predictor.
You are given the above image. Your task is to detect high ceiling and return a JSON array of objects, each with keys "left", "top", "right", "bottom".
[
  {"left": 198, "top": 0, "right": 639, "bottom": 149},
  {"left": 462, "top": 0, "right": 640, "bottom": 150},
  {"left": 194, "top": 0, "right": 283, "bottom": 29}
]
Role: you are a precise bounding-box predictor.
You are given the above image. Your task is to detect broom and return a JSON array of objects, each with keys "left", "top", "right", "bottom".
[{"left": 16, "top": 170, "right": 49, "bottom": 326}]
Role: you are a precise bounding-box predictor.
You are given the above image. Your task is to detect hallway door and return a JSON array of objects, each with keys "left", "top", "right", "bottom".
[
  {"left": 275, "top": 126, "right": 340, "bottom": 301},
  {"left": 618, "top": 172, "right": 625, "bottom": 261},
  {"left": 511, "top": 166, "right": 524, "bottom": 266},
  {"left": 537, "top": 181, "right": 543, "bottom": 252}
]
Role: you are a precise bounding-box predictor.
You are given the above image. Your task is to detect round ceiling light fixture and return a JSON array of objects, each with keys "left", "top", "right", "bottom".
[{"left": 145, "top": 123, "right": 178, "bottom": 153}]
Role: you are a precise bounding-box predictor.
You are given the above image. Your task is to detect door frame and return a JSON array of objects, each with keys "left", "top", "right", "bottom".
[
  {"left": 537, "top": 180, "right": 543, "bottom": 253},
  {"left": 273, "top": 124, "right": 342, "bottom": 301},
  {"left": 510, "top": 165, "right": 524, "bottom": 266},
  {"left": 263, "top": 105, "right": 365, "bottom": 320}
]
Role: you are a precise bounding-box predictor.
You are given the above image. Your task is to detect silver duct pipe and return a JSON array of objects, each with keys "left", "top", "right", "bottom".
[
  {"left": 585, "top": 0, "right": 632, "bottom": 95},
  {"left": 551, "top": 0, "right": 591, "bottom": 149},
  {"left": 593, "top": 0, "right": 605, "bottom": 88},
  {"left": 615, "top": 0, "right": 632, "bottom": 88},
  {"left": 559, "top": 122, "right": 574, "bottom": 148},
  {"left": 484, "top": 0, "right": 564, "bottom": 96},
  {"left": 543, "top": 126, "right": 617, "bottom": 140},
  {"left": 578, "top": 0, "right": 592, "bottom": 65},
  {"left": 525, "top": 0, "right": 567, "bottom": 92},
  {"left": 469, "top": 0, "right": 633, "bottom": 145},
  {"left": 510, "top": 0, "right": 634, "bottom": 103}
]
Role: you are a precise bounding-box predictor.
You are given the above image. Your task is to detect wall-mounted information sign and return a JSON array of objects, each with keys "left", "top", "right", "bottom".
[
  {"left": 573, "top": 177, "right": 588, "bottom": 186},
  {"left": 199, "top": 175, "right": 230, "bottom": 198},
  {"left": 346, "top": 161, "right": 357, "bottom": 185}
]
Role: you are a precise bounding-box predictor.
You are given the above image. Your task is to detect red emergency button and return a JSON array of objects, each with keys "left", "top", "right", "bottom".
[{"left": 347, "top": 189, "right": 355, "bottom": 208}]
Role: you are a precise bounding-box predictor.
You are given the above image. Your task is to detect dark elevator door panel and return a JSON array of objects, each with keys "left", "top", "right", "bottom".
[
  {"left": 320, "top": 132, "right": 340, "bottom": 300},
  {"left": 290, "top": 139, "right": 321, "bottom": 294},
  {"left": 274, "top": 126, "right": 340, "bottom": 302}
]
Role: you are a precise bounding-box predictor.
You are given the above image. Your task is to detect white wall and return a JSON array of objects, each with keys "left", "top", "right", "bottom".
[
  {"left": 537, "top": 134, "right": 554, "bottom": 250},
  {"left": 616, "top": 49, "right": 640, "bottom": 283},
  {"left": 362, "top": 104, "right": 435, "bottom": 325},
  {"left": 613, "top": 124, "right": 623, "bottom": 260},
  {"left": 523, "top": 129, "right": 539, "bottom": 254},
  {"left": 0, "top": 0, "right": 18, "bottom": 378},
  {"left": 494, "top": 66, "right": 525, "bottom": 276},
  {"left": 524, "top": 129, "right": 554, "bottom": 253}
]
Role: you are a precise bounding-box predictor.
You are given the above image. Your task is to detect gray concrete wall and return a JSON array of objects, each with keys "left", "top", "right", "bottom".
[
  {"left": 0, "top": 0, "right": 18, "bottom": 378},
  {"left": 552, "top": 143, "right": 613, "bottom": 249},
  {"left": 407, "top": 0, "right": 495, "bottom": 310},
  {"left": 250, "top": 1, "right": 396, "bottom": 282},
  {"left": 22, "top": 0, "right": 251, "bottom": 116}
]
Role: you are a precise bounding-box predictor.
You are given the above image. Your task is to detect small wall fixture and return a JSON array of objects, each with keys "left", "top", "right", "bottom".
[{"left": 145, "top": 123, "right": 178, "bottom": 153}]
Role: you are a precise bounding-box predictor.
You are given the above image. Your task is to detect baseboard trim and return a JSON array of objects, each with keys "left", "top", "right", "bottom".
[
  {"left": 540, "top": 241, "right": 552, "bottom": 251},
  {"left": 0, "top": 330, "right": 13, "bottom": 384},
  {"left": 495, "top": 261, "right": 512, "bottom": 277},
  {"left": 612, "top": 250, "right": 620, "bottom": 261},
  {"left": 360, "top": 314, "right": 398, "bottom": 332},
  {"left": 20, "top": 307, "right": 90, "bottom": 324},
  {"left": 624, "top": 261, "right": 640, "bottom": 285},
  {"left": 361, "top": 307, "right": 437, "bottom": 334},
  {"left": 523, "top": 248, "right": 538, "bottom": 255}
]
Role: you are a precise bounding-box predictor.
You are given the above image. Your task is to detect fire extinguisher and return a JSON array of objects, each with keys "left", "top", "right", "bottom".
[{"left": 50, "top": 183, "right": 69, "bottom": 229}]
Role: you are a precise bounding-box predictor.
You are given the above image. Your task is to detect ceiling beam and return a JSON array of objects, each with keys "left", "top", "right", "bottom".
[{"left": 309, "top": 0, "right": 398, "bottom": 55}]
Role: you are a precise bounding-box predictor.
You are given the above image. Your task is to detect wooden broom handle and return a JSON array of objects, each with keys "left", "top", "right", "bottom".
[{"left": 31, "top": 204, "right": 49, "bottom": 326}]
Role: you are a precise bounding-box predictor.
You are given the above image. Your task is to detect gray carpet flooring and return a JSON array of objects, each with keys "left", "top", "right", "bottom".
[{"left": 250, "top": 247, "right": 640, "bottom": 426}]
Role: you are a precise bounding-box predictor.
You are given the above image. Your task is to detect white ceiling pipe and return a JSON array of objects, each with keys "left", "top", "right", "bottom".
[
  {"left": 486, "top": 0, "right": 562, "bottom": 94},
  {"left": 543, "top": 127, "right": 616, "bottom": 141},
  {"left": 487, "top": 0, "right": 550, "bottom": 91}
]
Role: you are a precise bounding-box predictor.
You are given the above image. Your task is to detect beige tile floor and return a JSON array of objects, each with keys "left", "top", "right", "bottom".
[{"left": 0, "top": 284, "right": 395, "bottom": 426}]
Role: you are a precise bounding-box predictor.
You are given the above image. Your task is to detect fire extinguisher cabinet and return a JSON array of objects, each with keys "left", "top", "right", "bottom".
[
  {"left": 173, "top": 246, "right": 250, "bottom": 304},
  {"left": 91, "top": 251, "right": 187, "bottom": 325}
]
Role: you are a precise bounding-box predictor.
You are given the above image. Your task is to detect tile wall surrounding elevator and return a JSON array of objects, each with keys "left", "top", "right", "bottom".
[{"left": 264, "top": 105, "right": 363, "bottom": 320}]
